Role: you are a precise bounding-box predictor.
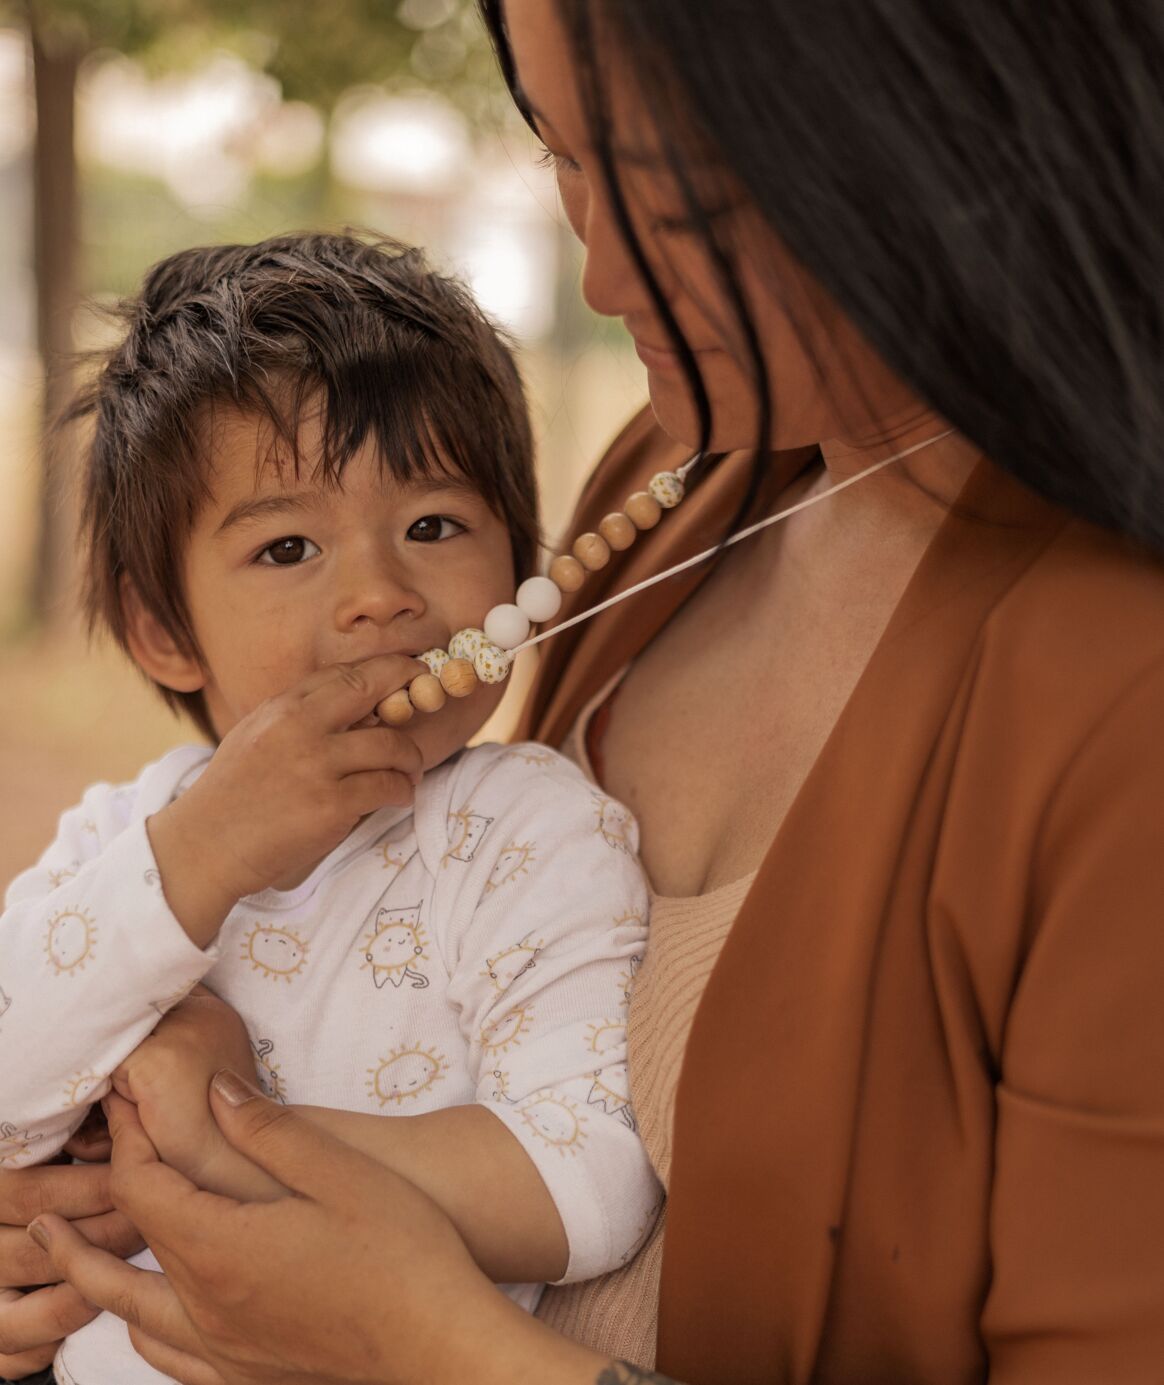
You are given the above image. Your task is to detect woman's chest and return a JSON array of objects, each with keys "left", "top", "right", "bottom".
[{"left": 599, "top": 526, "right": 922, "bottom": 896}]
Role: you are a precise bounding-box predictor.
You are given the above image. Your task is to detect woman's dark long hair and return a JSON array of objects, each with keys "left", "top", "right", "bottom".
[{"left": 480, "top": 0, "right": 1164, "bottom": 553}]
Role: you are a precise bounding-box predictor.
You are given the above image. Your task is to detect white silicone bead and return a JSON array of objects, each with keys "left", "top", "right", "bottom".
[
  {"left": 483, "top": 603, "right": 531, "bottom": 651},
  {"left": 515, "top": 576, "right": 562, "bottom": 625},
  {"left": 419, "top": 648, "right": 450, "bottom": 676},
  {"left": 648, "top": 471, "right": 685, "bottom": 509},
  {"left": 473, "top": 642, "right": 513, "bottom": 684},
  {"left": 449, "top": 628, "right": 488, "bottom": 662}
]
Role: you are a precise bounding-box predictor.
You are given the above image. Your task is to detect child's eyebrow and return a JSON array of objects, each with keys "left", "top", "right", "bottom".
[{"left": 215, "top": 491, "right": 319, "bottom": 536}]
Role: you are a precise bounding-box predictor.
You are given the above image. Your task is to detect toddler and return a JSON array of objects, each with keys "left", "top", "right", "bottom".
[{"left": 0, "top": 233, "right": 656, "bottom": 1385}]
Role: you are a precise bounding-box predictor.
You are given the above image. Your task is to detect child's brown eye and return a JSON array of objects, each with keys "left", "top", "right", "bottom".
[
  {"left": 408, "top": 515, "right": 463, "bottom": 543},
  {"left": 257, "top": 536, "right": 320, "bottom": 566}
]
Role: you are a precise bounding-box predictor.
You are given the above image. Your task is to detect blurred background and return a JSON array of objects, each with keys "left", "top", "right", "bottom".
[{"left": 0, "top": 0, "right": 648, "bottom": 889}]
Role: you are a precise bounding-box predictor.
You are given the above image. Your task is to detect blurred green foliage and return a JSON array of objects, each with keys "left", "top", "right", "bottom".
[{"left": 7, "top": 0, "right": 507, "bottom": 122}]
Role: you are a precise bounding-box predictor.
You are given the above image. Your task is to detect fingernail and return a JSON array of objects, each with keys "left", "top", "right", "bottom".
[
  {"left": 212, "top": 1068, "right": 262, "bottom": 1106},
  {"left": 27, "top": 1219, "right": 50, "bottom": 1250}
]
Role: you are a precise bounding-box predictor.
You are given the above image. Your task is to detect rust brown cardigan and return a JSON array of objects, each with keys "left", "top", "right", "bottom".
[{"left": 517, "top": 409, "right": 1164, "bottom": 1385}]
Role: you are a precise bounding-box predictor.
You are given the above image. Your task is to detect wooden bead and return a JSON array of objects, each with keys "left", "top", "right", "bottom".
[
  {"left": 515, "top": 576, "right": 562, "bottom": 624},
  {"left": 549, "top": 554, "right": 586, "bottom": 593},
  {"left": 648, "top": 471, "right": 685, "bottom": 509},
  {"left": 598, "top": 512, "right": 636, "bottom": 551},
  {"left": 408, "top": 672, "right": 446, "bottom": 714},
  {"left": 483, "top": 603, "right": 531, "bottom": 651},
  {"left": 624, "top": 491, "right": 662, "bottom": 530},
  {"left": 473, "top": 643, "right": 512, "bottom": 684},
  {"left": 439, "top": 657, "right": 477, "bottom": 698},
  {"left": 573, "top": 532, "right": 612, "bottom": 571},
  {"left": 377, "top": 688, "right": 414, "bottom": 726}
]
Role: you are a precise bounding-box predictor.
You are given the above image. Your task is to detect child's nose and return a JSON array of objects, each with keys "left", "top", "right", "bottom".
[{"left": 333, "top": 552, "right": 425, "bottom": 631}]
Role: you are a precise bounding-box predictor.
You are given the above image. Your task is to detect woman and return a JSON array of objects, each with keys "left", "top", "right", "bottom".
[{"left": 8, "top": 0, "right": 1164, "bottom": 1381}]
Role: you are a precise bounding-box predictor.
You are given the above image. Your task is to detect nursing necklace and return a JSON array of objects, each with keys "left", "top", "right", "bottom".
[{"left": 374, "top": 429, "right": 955, "bottom": 726}]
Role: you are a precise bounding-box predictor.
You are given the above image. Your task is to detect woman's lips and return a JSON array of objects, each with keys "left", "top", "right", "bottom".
[{"left": 632, "top": 338, "right": 717, "bottom": 375}]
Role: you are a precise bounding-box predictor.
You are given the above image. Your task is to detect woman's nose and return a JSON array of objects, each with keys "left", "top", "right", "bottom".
[
  {"left": 333, "top": 552, "right": 424, "bottom": 632},
  {"left": 577, "top": 181, "right": 666, "bottom": 321}
]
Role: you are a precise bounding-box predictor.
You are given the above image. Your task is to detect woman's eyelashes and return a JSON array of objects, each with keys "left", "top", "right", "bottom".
[{"left": 535, "top": 146, "right": 582, "bottom": 177}]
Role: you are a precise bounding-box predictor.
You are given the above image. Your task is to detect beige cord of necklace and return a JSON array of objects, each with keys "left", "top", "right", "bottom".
[{"left": 374, "top": 429, "right": 955, "bottom": 727}]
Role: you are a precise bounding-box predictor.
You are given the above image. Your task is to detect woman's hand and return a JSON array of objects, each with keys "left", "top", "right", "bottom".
[
  {"left": 31, "top": 1084, "right": 600, "bottom": 1385},
  {"left": 0, "top": 1118, "right": 143, "bottom": 1378}
]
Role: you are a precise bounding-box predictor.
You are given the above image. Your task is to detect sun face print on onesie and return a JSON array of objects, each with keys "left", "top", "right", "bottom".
[
  {"left": 480, "top": 935, "right": 544, "bottom": 993},
  {"left": 480, "top": 1005, "right": 534, "bottom": 1058},
  {"left": 251, "top": 1039, "right": 287, "bottom": 1102},
  {"left": 614, "top": 912, "right": 645, "bottom": 1004},
  {"left": 592, "top": 793, "right": 635, "bottom": 855},
  {"left": 517, "top": 1091, "right": 588, "bottom": 1157},
  {"left": 0, "top": 987, "right": 10, "bottom": 1027},
  {"left": 63, "top": 1071, "right": 104, "bottom": 1108},
  {"left": 358, "top": 904, "right": 430, "bottom": 991},
  {"left": 484, "top": 842, "right": 537, "bottom": 895},
  {"left": 365, "top": 1045, "right": 450, "bottom": 1108},
  {"left": 502, "top": 748, "right": 555, "bottom": 768},
  {"left": 44, "top": 908, "right": 98, "bottom": 976},
  {"left": 488, "top": 1068, "right": 518, "bottom": 1104},
  {"left": 442, "top": 807, "right": 494, "bottom": 866},
  {"left": 0, "top": 1122, "right": 42, "bottom": 1166},
  {"left": 47, "top": 861, "right": 79, "bottom": 890},
  {"left": 240, "top": 923, "right": 309, "bottom": 982}
]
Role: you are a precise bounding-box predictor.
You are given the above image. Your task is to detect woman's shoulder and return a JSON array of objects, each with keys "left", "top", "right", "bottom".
[{"left": 983, "top": 517, "right": 1164, "bottom": 702}]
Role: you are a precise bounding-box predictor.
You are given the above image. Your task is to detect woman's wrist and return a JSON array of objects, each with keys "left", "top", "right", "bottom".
[{"left": 427, "top": 1285, "right": 618, "bottom": 1385}]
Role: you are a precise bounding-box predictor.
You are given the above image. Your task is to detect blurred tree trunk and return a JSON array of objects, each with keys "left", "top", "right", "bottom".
[{"left": 29, "top": 15, "right": 80, "bottom": 624}]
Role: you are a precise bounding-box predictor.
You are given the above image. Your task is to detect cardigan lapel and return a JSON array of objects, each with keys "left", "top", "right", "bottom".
[
  {"left": 516, "top": 413, "right": 816, "bottom": 748},
  {"left": 655, "top": 463, "right": 1067, "bottom": 1384}
]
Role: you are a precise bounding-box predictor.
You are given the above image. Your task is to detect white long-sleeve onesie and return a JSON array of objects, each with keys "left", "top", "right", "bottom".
[{"left": 0, "top": 740, "right": 656, "bottom": 1385}]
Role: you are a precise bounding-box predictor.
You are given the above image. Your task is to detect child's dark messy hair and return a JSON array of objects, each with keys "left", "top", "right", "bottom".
[{"left": 71, "top": 231, "right": 538, "bottom": 739}]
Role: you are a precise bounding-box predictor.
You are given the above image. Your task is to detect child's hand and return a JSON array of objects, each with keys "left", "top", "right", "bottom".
[
  {"left": 147, "top": 654, "right": 426, "bottom": 946},
  {"left": 112, "top": 988, "right": 257, "bottom": 1193}
]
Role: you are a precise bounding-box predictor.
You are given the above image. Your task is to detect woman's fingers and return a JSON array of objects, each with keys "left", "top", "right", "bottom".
[
  {"left": 29, "top": 1215, "right": 203, "bottom": 1357},
  {"left": 1, "top": 1207, "right": 142, "bottom": 1289},
  {"left": 0, "top": 1160, "right": 116, "bottom": 1231},
  {"left": 127, "top": 1326, "right": 226, "bottom": 1385},
  {"left": 0, "top": 1280, "right": 98, "bottom": 1356},
  {"left": 207, "top": 1071, "right": 382, "bottom": 1202}
]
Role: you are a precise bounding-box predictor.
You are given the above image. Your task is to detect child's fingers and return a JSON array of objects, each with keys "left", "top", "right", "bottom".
[
  {"left": 302, "top": 654, "right": 428, "bottom": 731},
  {"left": 330, "top": 724, "right": 424, "bottom": 779},
  {"left": 340, "top": 768, "right": 421, "bottom": 819},
  {"left": 103, "top": 1097, "right": 243, "bottom": 1268}
]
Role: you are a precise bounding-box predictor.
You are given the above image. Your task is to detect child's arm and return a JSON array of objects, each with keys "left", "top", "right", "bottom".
[
  {"left": 120, "top": 995, "right": 569, "bottom": 1281},
  {"left": 0, "top": 749, "right": 223, "bottom": 1167},
  {"left": 0, "top": 656, "right": 422, "bottom": 1170}
]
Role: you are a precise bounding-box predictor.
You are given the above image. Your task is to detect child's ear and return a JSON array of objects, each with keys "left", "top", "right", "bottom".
[{"left": 121, "top": 578, "right": 206, "bottom": 694}]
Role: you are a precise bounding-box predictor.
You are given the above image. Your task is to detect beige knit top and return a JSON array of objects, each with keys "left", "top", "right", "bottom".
[{"left": 538, "top": 677, "right": 757, "bottom": 1369}]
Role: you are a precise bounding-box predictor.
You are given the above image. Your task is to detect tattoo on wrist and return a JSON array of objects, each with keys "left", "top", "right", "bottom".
[{"left": 596, "top": 1365, "right": 679, "bottom": 1385}]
